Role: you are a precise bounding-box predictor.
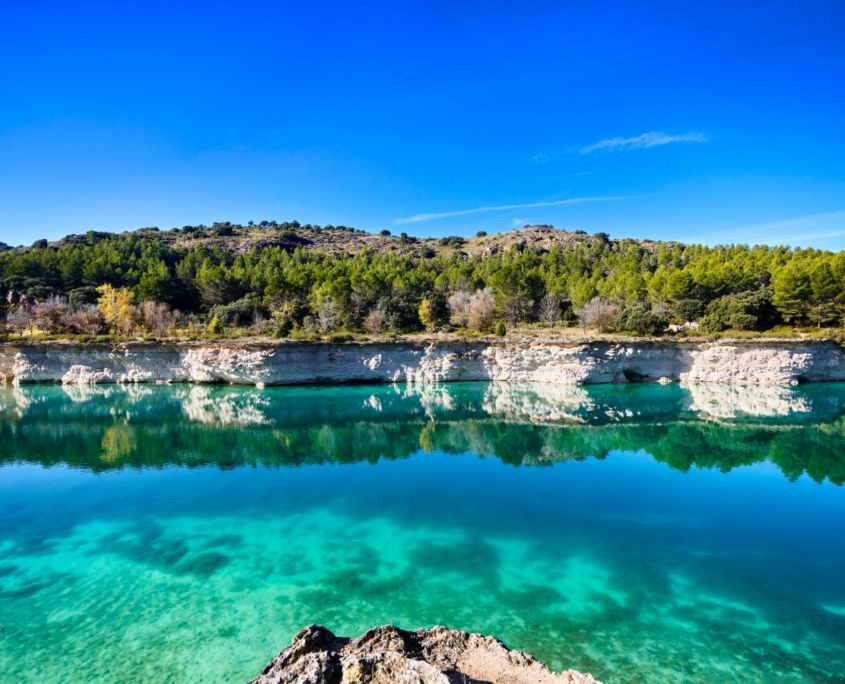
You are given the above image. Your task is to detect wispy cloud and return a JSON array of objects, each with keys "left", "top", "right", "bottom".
[
  {"left": 580, "top": 131, "right": 708, "bottom": 154},
  {"left": 696, "top": 209, "right": 845, "bottom": 247},
  {"left": 510, "top": 217, "right": 526, "bottom": 227},
  {"left": 729, "top": 210, "right": 845, "bottom": 244},
  {"left": 532, "top": 152, "right": 550, "bottom": 164},
  {"left": 394, "top": 195, "right": 637, "bottom": 225}
]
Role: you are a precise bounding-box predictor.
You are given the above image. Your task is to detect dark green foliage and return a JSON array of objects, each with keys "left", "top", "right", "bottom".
[
  {"left": 1, "top": 223, "right": 844, "bottom": 335},
  {"left": 380, "top": 230, "right": 391, "bottom": 237},
  {"left": 27, "top": 284, "right": 59, "bottom": 301},
  {"left": 207, "top": 296, "right": 263, "bottom": 327},
  {"left": 616, "top": 302, "right": 669, "bottom": 336},
  {"left": 3, "top": 384, "right": 845, "bottom": 486},
  {"left": 699, "top": 287, "right": 776, "bottom": 333},
  {"left": 476, "top": 231, "right": 487, "bottom": 237},
  {"left": 68, "top": 286, "right": 99, "bottom": 310},
  {"left": 421, "top": 292, "right": 449, "bottom": 330},
  {"left": 674, "top": 299, "right": 705, "bottom": 322},
  {"left": 494, "top": 321, "right": 506, "bottom": 336}
]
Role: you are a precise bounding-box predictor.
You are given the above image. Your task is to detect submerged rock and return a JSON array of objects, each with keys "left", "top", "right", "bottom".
[{"left": 249, "top": 624, "right": 602, "bottom": 684}]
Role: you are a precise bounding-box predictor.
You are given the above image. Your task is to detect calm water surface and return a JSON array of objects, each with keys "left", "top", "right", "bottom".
[{"left": 0, "top": 382, "right": 844, "bottom": 684}]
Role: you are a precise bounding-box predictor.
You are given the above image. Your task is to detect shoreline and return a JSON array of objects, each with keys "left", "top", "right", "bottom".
[{"left": 2, "top": 338, "right": 844, "bottom": 386}]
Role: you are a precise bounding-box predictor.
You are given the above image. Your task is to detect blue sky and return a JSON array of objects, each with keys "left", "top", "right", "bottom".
[{"left": 1, "top": 0, "right": 844, "bottom": 248}]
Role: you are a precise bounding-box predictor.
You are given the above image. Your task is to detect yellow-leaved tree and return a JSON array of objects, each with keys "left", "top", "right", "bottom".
[
  {"left": 97, "top": 284, "right": 137, "bottom": 336},
  {"left": 418, "top": 298, "right": 436, "bottom": 332}
]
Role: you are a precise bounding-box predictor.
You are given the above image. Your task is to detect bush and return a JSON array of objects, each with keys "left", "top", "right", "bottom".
[
  {"left": 699, "top": 288, "right": 776, "bottom": 333},
  {"left": 68, "top": 287, "right": 100, "bottom": 310},
  {"left": 208, "top": 296, "right": 261, "bottom": 327},
  {"left": 363, "top": 307, "right": 388, "bottom": 334},
  {"left": 577, "top": 297, "right": 619, "bottom": 332},
  {"left": 288, "top": 327, "right": 321, "bottom": 341},
  {"left": 494, "top": 321, "right": 506, "bottom": 336},
  {"left": 206, "top": 315, "right": 223, "bottom": 336},
  {"left": 674, "top": 299, "right": 705, "bottom": 322},
  {"left": 275, "top": 319, "right": 292, "bottom": 338},
  {"left": 616, "top": 302, "right": 669, "bottom": 336}
]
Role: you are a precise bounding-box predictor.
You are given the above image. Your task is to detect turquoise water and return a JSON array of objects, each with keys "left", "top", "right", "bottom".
[{"left": 1, "top": 382, "right": 844, "bottom": 684}]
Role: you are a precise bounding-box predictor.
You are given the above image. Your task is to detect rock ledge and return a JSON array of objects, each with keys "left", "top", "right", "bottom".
[{"left": 249, "top": 624, "right": 601, "bottom": 684}]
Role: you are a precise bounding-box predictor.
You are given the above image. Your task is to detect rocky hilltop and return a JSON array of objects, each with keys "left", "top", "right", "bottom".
[
  {"left": 250, "top": 625, "right": 600, "bottom": 684},
  {"left": 2, "top": 339, "right": 845, "bottom": 386}
]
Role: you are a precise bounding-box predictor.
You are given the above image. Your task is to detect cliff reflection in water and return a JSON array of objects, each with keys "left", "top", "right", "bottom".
[{"left": 1, "top": 382, "right": 844, "bottom": 484}]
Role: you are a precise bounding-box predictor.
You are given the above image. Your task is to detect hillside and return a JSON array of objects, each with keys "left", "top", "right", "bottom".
[
  {"left": 8, "top": 222, "right": 629, "bottom": 258},
  {"left": 1, "top": 221, "right": 843, "bottom": 340}
]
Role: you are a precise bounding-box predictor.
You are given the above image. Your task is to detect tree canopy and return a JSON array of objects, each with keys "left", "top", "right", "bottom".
[{"left": 1, "top": 223, "right": 844, "bottom": 337}]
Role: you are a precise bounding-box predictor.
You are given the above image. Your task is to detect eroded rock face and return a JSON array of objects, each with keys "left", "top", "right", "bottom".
[
  {"left": 1, "top": 340, "right": 844, "bottom": 386},
  {"left": 249, "top": 624, "right": 601, "bottom": 684}
]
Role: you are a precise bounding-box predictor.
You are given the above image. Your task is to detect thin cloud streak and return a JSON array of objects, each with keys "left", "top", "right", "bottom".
[
  {"left": 580, "top": 131, "right": 708, "bottom": 154},
  {"left": 395, "top": 195, "right": 638, "bottom": 225},
  {"left": 697, "top": 209, "right": 845, "bottom": 247},
  {"left": 778, "top": 229, "right": 845, "bottom": 242},
  {"left": 740, "top": 210, "right": 845, "bottom": 245}
]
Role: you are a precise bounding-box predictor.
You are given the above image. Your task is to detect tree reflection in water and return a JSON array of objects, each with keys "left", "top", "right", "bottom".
[{"left": 1, "top": 382, "right": 843, "bottom": 484}]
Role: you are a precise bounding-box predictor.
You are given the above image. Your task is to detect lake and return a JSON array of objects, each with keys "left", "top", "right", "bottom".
[{"left": 1, "top": 382, "right": 844, "bottom": 683}]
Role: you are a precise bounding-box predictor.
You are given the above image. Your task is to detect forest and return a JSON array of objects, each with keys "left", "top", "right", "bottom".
[{"left": 1, "top": 221, "right": 844, "bottom": 339}]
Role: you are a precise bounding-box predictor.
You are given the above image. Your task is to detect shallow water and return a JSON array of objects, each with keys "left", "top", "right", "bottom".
[{"left": 1, "top": 382, "right": 844, "bottom": 684}]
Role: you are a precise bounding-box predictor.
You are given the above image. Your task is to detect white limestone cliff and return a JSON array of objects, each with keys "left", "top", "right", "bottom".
[{"left": 1, "top": 339, "right": 844, "bottom": 386}]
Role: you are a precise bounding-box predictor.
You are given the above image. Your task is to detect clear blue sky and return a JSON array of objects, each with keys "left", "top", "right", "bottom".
[{"left": 1, "top": 0, "right": 844, "bottom": 248}]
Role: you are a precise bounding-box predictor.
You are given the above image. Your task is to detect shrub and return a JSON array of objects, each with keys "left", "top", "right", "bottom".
[
  {"left": 63, "top": 305, "right": 104, "bottom": 335},
  {"left": 699, "top": 288, "right": 776, "bottom": 333},
  {"left": 68, "top": 287, "right": 100, "bottom": 311},
  {"left": 208, "top": 296, "right": 260, "bottom": 327},
  {"left": 468, "top": 288, "right": 495, "bottom": 331},
  {"left": 448, "top": 290, "right": 472, "bottom": 328},
  {"left": 616, "top": 302, "right": 669, "bottom": 336},
  {"left": 363, "top": 307, "right": 388, "bottom": 334},
  {"left": 674, "top": 299, "right": 705, "bottom": 322},
  {"left": 317, "top": 298, "right": 337, "bottom": 333},
  {"left": 206, "top": 315, "right": 223, "bottom": 336},
  {"left": 494, "top": 321, "right": 507, "bottom": 336},
  {"left": 577, "top": 297, "right": 619, "bottom": 332},
  {"left": 33, "top": 295, "right": 70, "bottom": 333},
  {"left": 418, "top": 293, "right": 448, "bottom": 332}
]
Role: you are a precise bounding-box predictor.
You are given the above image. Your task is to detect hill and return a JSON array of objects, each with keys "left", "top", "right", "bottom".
[{"left": 1, "top": 222, "right": 843, "bottom": 339}]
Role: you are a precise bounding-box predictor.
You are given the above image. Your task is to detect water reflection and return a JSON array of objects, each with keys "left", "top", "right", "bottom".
[
  {"left": 1, "top": 382, "right": 844, "bottom": 484},
  {"left": 686, "top": 383, "right": 813, "bottom": 418},
  {"left": 181, "top": 386, "right": 273, "bottom": 426}
]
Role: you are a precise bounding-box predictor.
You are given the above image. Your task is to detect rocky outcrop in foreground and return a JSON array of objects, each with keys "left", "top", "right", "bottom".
[{"left": 250, "top": 625, "right": 600, "bottom": 684}]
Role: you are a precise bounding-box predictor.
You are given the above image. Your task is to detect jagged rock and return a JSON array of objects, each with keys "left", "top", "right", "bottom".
[{"left": 249, "top": 625, "right": 602, "bottom": 684}]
